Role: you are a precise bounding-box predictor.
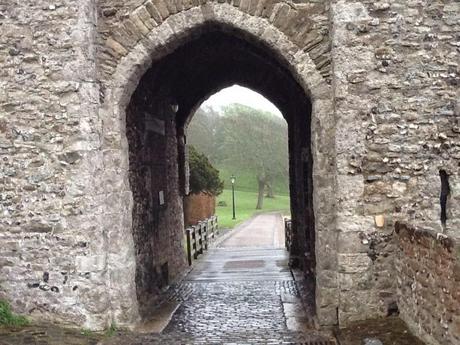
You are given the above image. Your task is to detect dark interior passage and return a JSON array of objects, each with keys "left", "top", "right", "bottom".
[{"left": 125, "top": 26, "right": 315, "bottom": 318}]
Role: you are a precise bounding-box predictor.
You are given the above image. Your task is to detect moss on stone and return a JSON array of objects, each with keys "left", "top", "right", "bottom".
[{"left": 0, "top": 300, "right": 29, "bottom": 327}]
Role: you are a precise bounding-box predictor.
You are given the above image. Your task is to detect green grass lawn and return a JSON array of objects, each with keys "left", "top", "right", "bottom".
[
  {"left": 216, "top": 189, "right": 290, "bottom": 229},
  {"left": 218, "top": 167, "right": 289, "bottom": 195}
]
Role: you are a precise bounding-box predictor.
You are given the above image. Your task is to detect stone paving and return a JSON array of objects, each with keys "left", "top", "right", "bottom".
[
  {"left": 103, "top": 213, "right": 332, "bottom": 344},
  {"left": 220, "top": 213, "right": 285, "bottom": 249},
  {"left": 160, "top": 281, "right": 314, "bottom": 338}
]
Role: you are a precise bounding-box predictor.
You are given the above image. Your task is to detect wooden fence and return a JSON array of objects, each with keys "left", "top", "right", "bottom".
[
  {"left": 185, "top": 215, "right": 219, "bottom": 266},
  {"left": 284, "top": 218, "right": 292, "bottom": 252}
]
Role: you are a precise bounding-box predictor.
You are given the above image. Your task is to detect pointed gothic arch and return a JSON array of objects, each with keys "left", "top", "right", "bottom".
[{"left": 98, "top": 3, "right": 338, "bottom": 327}]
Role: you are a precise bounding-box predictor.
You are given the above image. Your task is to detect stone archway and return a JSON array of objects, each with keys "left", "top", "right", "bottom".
[
  {"left": 126, "top": 28, "right": 316, "bottom": 318},
  {"left": 99, "top": 2, "right": 337, "bottom": 328}
]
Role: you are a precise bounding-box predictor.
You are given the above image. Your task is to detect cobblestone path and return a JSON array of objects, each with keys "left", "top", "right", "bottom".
[
  {"left": 100, "top": 213, "right": 335, "bottom": 344},
  {"left": 110, "top": 280, "right": 333, "bottom": 344},
  {"left": 0, "top": 213, "right": 334, "bottom": 345}
]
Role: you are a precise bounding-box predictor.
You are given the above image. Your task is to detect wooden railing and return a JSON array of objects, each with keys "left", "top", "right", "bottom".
[
  {"left": 284, "top": 218, "right": 292, "bottom": 252},
  {"left": 185, "top": 216, "right": 218, "bottom": 266}
]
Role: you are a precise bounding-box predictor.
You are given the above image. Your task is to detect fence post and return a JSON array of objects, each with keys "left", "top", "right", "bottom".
[
  {"left": 186, "top": 228, "right": 192, "bottom": 266},
  {"left": 193, "top": 225, "right": 199, "bottom": 259},
  {"left": 198, "top": 223, "right": 204, "bottom": 255},
  {"left": 203, "top": 221, "right": 209, "bottom": 251},
  {"left": 208, "top": 218, "right": 213, "bottom": 240},
  {"left": 210, "top": 217, "right": 216, "bottom": 240},
  {"left": 285, "top": 218, "right": 288, "bottom": 250},
  {"left": 185, "top": 216, "right": 219, "bottom": 265}
]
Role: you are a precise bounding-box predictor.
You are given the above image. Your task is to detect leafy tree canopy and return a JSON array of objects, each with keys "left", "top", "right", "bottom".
[
  {"left": 216, "top": 104, "right": 288, "bottom": 208},
  {"left": 188, "top": 145, "right": 224, "bottom": 196},
  {"left": 187, "top": 103, "right": 288, "bottom": 209}
]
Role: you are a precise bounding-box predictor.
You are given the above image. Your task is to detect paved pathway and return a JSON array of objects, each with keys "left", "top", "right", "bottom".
[
  {"left": 102, "top": 213, "right": 334, "bottom": 344},
  {"left": 219, "top": 212, "right": 285, "bottom": 249}
]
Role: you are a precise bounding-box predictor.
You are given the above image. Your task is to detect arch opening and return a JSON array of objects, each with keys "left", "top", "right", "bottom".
[
  {"left": 187, "top": 87, "right": 289, "bottom": 223},
  {"left": 125, "top": 27, "right": 316, "bottom": 318}
]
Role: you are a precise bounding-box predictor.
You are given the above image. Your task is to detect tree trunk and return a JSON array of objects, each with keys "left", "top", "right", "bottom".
[
  {"left": 266, "top": 182, "right": 275, "bottom": 198},
  {"left": 256, "top": 178, "right": 265, "bottom": 209}
]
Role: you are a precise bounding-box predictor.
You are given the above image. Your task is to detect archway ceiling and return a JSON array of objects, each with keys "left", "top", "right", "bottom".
[{"left": 138, "top": 30, "right": 311, "bottom": 126}]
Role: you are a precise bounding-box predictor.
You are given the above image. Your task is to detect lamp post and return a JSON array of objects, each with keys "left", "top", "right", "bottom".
[
  {"left": 170, "top": 100, "right": 179, "bottom": 113},
  {"left": 231, "top": 175, "right": 236, "bottom": 220}
]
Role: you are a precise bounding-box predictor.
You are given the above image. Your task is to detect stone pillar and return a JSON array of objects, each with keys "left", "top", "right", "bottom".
[
  {"left": 0, "top": 0, "right": 136, "bottom": 330},
  {"left": 331, "top": 1, "right": 391, "bottom": 325},
  {"left": 330, "top": 0, "right": 460, "bottom": 326}
]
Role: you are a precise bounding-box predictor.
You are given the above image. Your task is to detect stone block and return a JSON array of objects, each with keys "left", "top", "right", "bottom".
[
  {"left": 75, "top": 255, "right": 106, "bottom": 272},
  {"left": 317, "top": 287, "right": 339, "bottom": 308},
  {"left": 316, "top": 269, "right": 338, "bottom": 289},
  {"left": 145, "top": 0, "right": 164, "bottom": 22},
  {"left": 338, "top": 253, "right": 371, "bottom": 273},
  {"left": 332, "top": 2, "right": 371, "bottom": 23},
  {"left": 336, "top": 215, "right": 375, "bottom": 233},
  {"left": 317, "top": 305, "right": 338, "bottom": 326},
  {"left": 134, "top": 6, "right": 158, "bottom": 30},
  {"left": 150, "top": 0, "right": 170, "bottom": 19},
  {"left": 106, "top": 37, "right": 129, "bottom": 57},
  {"left": 338, "top": 231, "right": 368, "bottom": 253}
]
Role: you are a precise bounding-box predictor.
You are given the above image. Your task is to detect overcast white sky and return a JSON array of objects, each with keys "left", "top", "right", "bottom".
[{"left": 201, "top": 85, "right": 282, "bottom": 117}]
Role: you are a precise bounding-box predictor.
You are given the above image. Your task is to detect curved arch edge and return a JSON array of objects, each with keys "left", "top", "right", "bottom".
[{"left": 99, "top": 2, "right": 338, "bottom": 328}]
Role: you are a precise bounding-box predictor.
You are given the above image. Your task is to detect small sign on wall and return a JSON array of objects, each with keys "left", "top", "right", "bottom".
[
  {"left": 145, "top": 116, "right": 166, "bottom": 135},
  {"left": 159, "top": 191, "right": 165, "bottom": 206},
  {"left": 375, "top": 215, "right": 385, "bottom": 228}
]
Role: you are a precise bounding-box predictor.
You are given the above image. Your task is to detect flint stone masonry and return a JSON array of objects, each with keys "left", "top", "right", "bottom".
[
  {"left": 0, "top": 0, "right": 459, "bottom": 338},
  {"left": 395, "top": 222, "right": 460, "bottom": 345},
  {"left": 331, "top": 0, "right": 460, "bottom": 326},
  {"left": 126, "top": 85, "right": 187, "bottom": 318}
]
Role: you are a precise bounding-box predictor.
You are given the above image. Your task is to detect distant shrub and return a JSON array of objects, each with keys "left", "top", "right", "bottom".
[{"left": 189, "top": 146, "right": 224, "bottom": 196}]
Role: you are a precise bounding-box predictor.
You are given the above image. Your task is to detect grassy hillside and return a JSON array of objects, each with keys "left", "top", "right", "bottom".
[
  {"left": 218, "top": 166, "right": 289, "bottom": 196},
  {"left": 216, "top": 189, "right": 291, "bottom": 229},
  {"left": 187, "top": 104, "right": 291, "bottom": 229}
]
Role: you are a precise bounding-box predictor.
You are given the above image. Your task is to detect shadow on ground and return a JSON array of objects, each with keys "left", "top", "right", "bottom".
[
  {"left": 336, "top": 316, "right": 425, "bottom": 345},
  {"left": 0, "top": 316, "right": 426, "bottom": 345}
]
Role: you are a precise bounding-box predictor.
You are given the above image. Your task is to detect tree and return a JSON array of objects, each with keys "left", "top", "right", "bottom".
[
  {"left": 216, "top": 104, "right": 288, "bottom": 209},
  {"left": 186, "top": 106, "right": 220, "bottom": 164},
  {"left": 188, "top": 145, "right": 224, "bottom": 196}
]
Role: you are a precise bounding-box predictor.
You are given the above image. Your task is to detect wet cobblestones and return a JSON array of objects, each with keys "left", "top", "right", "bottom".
[
  {"left": 0, "top": 280, "right": 426, "bottom": 345},
  {"left": 0, "top": 278, "right": 332, "bottom": 345},
  {"left": 164, "top": 281, "right": 298, "bottom": 336},
  {"left": 97, "top": 278, "right": 332, "bottom": 345},
  {"left": 101, "top": 330, "right": 335, "bottom": 345},
  {"left": 165, "top": 280, "right": 300, "bottom": 303}
]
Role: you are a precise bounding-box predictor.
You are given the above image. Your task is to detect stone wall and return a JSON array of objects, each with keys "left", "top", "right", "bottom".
[
  {"left": 395, "top": 222, "right": 460, "bottom": 345},
  {"left": 96, "top": 0, "right": 332, "bottom": 83},
  {"left": 0, "top": 0, "right": 119, "bottom": 330},
  {"left": 126, "top": 83, "right": 188, "bottom": 318},
  {"left": 331, "top": 0, "right": 460, "bottom": 325},
  {"left": 0, "top": 0, "right": 458, "bottom": 332}
]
